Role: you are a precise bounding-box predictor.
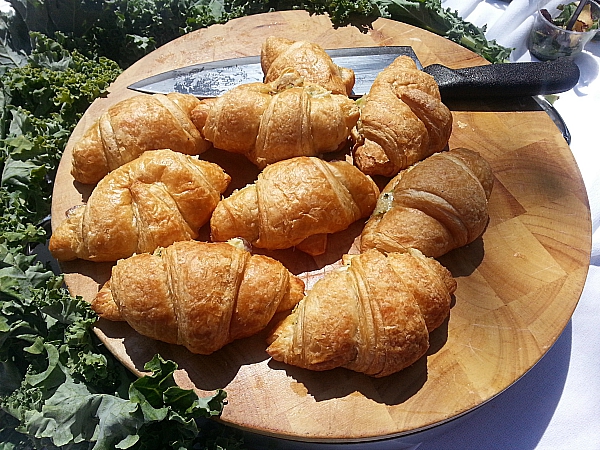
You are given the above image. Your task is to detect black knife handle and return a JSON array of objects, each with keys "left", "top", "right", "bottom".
[{"left": 423, "top": 58, "right": 580, "bottom": 99}]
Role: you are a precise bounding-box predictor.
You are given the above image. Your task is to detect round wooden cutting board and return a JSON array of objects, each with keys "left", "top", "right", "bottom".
[{"left": 51, "top": 10, "right": 591, "bottom": 443}]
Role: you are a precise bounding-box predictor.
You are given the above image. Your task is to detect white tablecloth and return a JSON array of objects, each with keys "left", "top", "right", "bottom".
[{"left": 417, "top": 2, "right": 600, "bottom": 449}]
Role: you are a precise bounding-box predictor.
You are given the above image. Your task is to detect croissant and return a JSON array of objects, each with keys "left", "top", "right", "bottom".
[
  {"left": 190, "top": 70, "right": 359, "bottom": 169},
  {"left": 267, "top": 248, "right": 457, "bottom": 377},
  {"left": 49, "top": 149, "right": 230, "bottom": 262},
  {"left": 360, "top": 147, "right": 494, "bottom": 258},
  {"left": 261, "top": 36, "right": 355, "bottom": 96},
  {"left": 351, "top": 56, "right": 453, "bottom": 177},
  {"left": 92, "top": 239, "right": 305, "bottom": 355},
  {"left": 210, "top": 156, "right": 379, "bottom": 256},
  {"left": 71, "top": 92, "right": 211, "bottom": 184}
]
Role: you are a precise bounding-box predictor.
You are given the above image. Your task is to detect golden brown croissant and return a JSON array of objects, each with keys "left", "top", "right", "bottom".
[
  {"left": 352, "top": 56, "right": 453, "bottom": 177},
  {"left": 261, "top": 36, "right": 355, "bottom": 96},
  {"left": 210, "top": 156, "right": 380, "bottom": 256},
  {"left": 360, "top": 147, "right": 494, "bottom": 258},
  {"left": 49, "top": 149, "right": 230, "bottom": 262},
  {"left": 190, "top": 70, "right": 359, "bottom": 169},
  {"left": 267, "top": 248, "right": 457, "bottom": 377},
  {"left": 71, "top": 92, "right": 211, "bottom": 184},
  {"left": 92, "top": 239, "right": 305, "bottom": 355}
]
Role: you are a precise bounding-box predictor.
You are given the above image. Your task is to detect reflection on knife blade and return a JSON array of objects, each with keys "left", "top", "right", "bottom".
[
  {"left": 173, "top": 61, "right": 263, "bottom": 97},
  {"left": 128, "top": 47, "right": 419, "bottom": 98}
]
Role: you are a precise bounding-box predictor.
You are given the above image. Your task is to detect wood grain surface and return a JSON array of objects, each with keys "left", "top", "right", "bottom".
[{"left": 50, "top": 10, "right": 591, "bottom": 442}]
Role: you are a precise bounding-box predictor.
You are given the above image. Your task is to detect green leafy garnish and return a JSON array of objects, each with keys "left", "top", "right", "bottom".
[
  {"left": 0, "top": 257, "right": 227, "bottom": 449},
  {"left": 545, "top": 2, "right": 599, "bottom": 32},
  {"left": 300, "top": 0, "right": 511, "bottom": 63},
  {"left": 0, "top": 33, "right": 231, "bottom": 449},
  {"left": 2, "top": 0, "right": 511, "bottom": 68}
]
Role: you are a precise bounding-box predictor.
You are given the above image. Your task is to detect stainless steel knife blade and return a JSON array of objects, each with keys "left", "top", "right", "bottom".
[
  {"left": 127, "top": 46, "right": 581, "bottom": 100},
  {"left": 128, "top": 46, "right": 419, "bottom": 98}
]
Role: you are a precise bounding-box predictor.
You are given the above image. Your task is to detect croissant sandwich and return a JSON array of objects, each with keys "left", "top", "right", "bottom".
[
  {"left": 210, "top": 156, "right": 380, "bottom": 256},
  {"left": 352, "top": 56, "right": 453, "bottom": 177},
  {"left": 49, "top": 149, "right": 230, "bottom": 262},
  {"left": 71, "top": 92, "right": 211, "bottom": 184},
  {"left": 267, "top": 248, "right": 457, "bottom": 377},
  {"left": 92, "top": 239, "right": 305, "bottom": 355},
  {"left": 190, "top": 70, "right": 359, "bottom": 169},
  {"left": 360, "top": 147, "right": 494, "bottom": 258},
  {"left": 261, "top": 36, "right": 355, "bottom": 96}
]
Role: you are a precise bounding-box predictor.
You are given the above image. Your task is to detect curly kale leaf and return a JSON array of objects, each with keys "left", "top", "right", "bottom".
[
  {"left": 1, "top": 277, "right": 227, "bottom": 449},
  {"left": 1, "top": 33, "right": 121, "bottom": 249},
  {"left": 295, "top": 0, "right": 512, "bottom": 62},
  {"left": 0, "top": 12, "right": 29, "bottom": 71},
  {"left": 5, "top": 0, "right": 273, "bottom": 67},
  {"left": 4, "top": 0, "right": 511, "bottom": 67},
  {"left": 377, "top": 0, "right": 512, "bottom": 63}
]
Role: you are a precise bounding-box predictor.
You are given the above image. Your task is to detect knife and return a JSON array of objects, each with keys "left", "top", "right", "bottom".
[{"left": 127, "top": 46, "right": 580, "bottom": 100}]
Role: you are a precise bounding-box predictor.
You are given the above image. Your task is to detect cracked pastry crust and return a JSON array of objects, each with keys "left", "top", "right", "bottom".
[
  {"left": 267, "top": 248, "right": 457, "bottom": 377},
  {"left": 190, "top": 69, "right": 359, "bottom": 169},
  {"left": 261, "top": 36, "right": 355, "bottom": 96},
  {"left": 71, "top": 92, "right": 211, "bottom": 184},
  {"left": 360, "top": 147, "right": 494, "bottom": 258},
  {"left": 210, "top": 156, "right": 380, "bottom": 256},
  {"left": 352, "top": 56, "right": 453, "bottom": 177},
  {"left": 50, "top": 149, "right": 230, "bottom": 261},
  {"left": 92, "top": 239, "right": 305, "bottom": 355}
]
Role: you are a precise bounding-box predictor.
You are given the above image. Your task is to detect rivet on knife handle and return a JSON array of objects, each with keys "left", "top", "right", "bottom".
[{"left": 423, "top": 58, "right": 581, "bottom": 99}]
